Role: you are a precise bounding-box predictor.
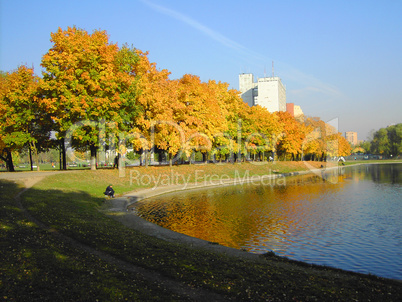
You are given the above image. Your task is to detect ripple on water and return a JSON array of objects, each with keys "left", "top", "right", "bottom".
[{"left": 135, "top": 164, "right": 402, "bottom": 280}]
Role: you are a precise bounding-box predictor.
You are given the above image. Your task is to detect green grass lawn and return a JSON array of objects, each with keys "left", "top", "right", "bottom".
[
  {"left": 341, "top": 159, "right": 401, "bottom": 166},
  {"left": 0, "top": 163, "right": 93, "bottom": 172},
  {"left": 0, "top": 180, "right": 184, "bottom": 301},
  {"left": 1, "top": 161, "right": 402, "bottom": 301}
]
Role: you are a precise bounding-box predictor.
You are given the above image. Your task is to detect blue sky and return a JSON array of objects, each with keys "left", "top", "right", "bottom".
[{"left": 1, "top": 0, "right": 401, "bottom": 140}]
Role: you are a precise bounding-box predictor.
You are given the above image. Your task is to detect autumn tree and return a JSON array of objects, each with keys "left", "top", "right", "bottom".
[
  {"left": 130, "top": 68, "right": 231, "bottom": 167},
  {"left": 302, "top": 117, "right": 351, "bottom": 160},
  {"left": 211, "top": 84, "right": 253, "bottom": 163},
  {"left": 243, "top": 106, "right": 281, "bottom": 161},
  {"left": 126, "top": 49, "right": 174, "bottom": 167},
  {"left": 106, "top": 44, "right": 144, "bottom": 167},
  {"left": 302, "top": 117, "right": 331, "bottom": 161},
  {"left": 336, "top": 133, "right": 352, "bottom": 157},
  {"left": 40, "top": 27, "right": 142, "bottom": 170},
  {"left": 174, "top": 75, "right": 227, "bottom": 164},
  {"left": 207, "top": 81, "right": 242, "bottom": 163},
  {"left": 275, "top": 111, "right": 307, "bottom": 161},
  {"left": 148, "top": 79, "right": 181, "bottom": 166},
  {"left": 0, "top": 66, "right": 49, "bottom": 171},
  {"left": 0, "top": 71, "right": 13, "bottom": 170}
]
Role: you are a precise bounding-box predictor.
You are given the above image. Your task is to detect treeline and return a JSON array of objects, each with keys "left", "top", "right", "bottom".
[
  {"left": 357, "top": 124, "right": 402, "bottom": 157},
  {"left": 0, "top": 26, "right": 351, "bottom": 171}
]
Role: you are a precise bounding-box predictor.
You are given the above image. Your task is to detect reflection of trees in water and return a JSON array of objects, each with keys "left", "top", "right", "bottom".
[
  {"left": 135, "top": 172, "right": 350, "bottom": 250},
  {"left": 136, "top": 198, "right": 188, "bottom": 224},
  {"left": 135, "top": 164, "right": 401, "bottom": 252},
  {"left": 352, "top": 164, "right": 401, "bottom": 184}
]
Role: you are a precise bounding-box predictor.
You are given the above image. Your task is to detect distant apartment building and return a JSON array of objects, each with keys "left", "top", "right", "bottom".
[
  {"left": 345, "top": 131, "right": 358, "bottom": 145},
  {"left": 239, "top": 73, "right": 286, "bottom": 112},
  {"left": 286, "top": 103, "right": 304, "bottom": 117}
]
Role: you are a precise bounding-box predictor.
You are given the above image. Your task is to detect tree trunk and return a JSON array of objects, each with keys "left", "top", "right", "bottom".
[
  {"left": 29, "top": 147, "right": 33, "bottom": 171},
  {"left": 144, "top": 149, "right": 148, "bottom": 168},
  {"left": 30, "top": 142, "right": 40, "bottom": 171},
  {"left": 139, "top": 149, "right": 143, "bottom": 167},
  {"left": 8, "top": 151, "right": 14, "bottom": 172},
  {"left": 59, "top": 145, "right": 62, "bottom": 170},
  {"left": 2, "top": 149, "right": 15, "bottom": 172},
  {"left": 35, "top": 148, "right": 40, "bottom": 171},
  {"left": 150, "top": 148, "right": 154, "bottom": 166},
  {"left": 60, "top": 138, "right": 67, "bottom": 170},
  {"left": 90, "top": 144, "right": 97, "bottom": 171}
]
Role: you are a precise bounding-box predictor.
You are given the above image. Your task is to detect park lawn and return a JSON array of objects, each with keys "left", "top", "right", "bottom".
[
  {"left": 341, "top": 159, "right": 401, "bottom": 166},
  {"left": 0, "top": 180, "right": 183, "bottom": 301},
  {"left": 30, "top": 161, "right": 337, "bottom": 197},
  {"left": 1, "top": 161, "right": 402, "bottom": 301}
]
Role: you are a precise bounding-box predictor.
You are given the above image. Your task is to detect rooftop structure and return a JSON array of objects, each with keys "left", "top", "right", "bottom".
[{"left": 239, "top": 73, "right": 286, "bottom": 113}]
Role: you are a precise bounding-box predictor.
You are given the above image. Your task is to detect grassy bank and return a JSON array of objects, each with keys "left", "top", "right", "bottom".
[
  {"left": 341, "top": 159, "right": 401, "bottom": 166},
  {"left": 1, "top": 161, "right": 401, "bottom": 301},
  {"left": 24, "top": 161, "right": 336, "bottom": 197}
]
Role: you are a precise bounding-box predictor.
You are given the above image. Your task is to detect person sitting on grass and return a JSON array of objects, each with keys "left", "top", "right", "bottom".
[{"left": 104, "top": 184, "right": 115, "bottom": 198}]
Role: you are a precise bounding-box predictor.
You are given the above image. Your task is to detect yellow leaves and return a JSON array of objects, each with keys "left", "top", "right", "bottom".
[
  {"left": 80, "top": 71, "right": 90, "bottom": 81},
  {"left": 3, "top": 25, "right": 348, "bottom": 166},
  {"left": 0, "top": 65, "right": 46, "bottom": 154},
  {"left": 300, "top": 117, "right": 352, "bottom": 158}
]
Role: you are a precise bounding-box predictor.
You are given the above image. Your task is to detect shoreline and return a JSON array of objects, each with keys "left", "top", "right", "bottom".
[
  {"left": 4, "top": 161, "right": 401, "bottom": 301},
  {"left": 103, "top": 161, "right": 402, "bottom": 281},
  {"left": 102, "top": 163, "right": 356, "bottom": 261}
]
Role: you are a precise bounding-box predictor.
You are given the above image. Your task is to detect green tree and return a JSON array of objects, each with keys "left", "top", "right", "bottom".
[
  {"left": 371, "top": 128, "right": 390, "bottom": 156},
  {"left": 387, "top": 124, "right": 402, "bottom": 156},
  {"left": 357, "top": 140, "right": 371, "bottom": 154}
]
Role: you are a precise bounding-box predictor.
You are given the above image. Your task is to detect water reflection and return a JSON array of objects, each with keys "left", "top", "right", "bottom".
[
  {"left": 356, "top": 163, "right": 400, "bottom": 184},
  {"left": 135, "top": 169, "right": 346, "bottom": 248},
  {"left": 133, "top": 164, "right": 402, "bottom": 280}
]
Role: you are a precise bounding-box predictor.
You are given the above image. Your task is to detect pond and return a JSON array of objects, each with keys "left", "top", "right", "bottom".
[{"left": 133, "top": 163, "right": 402, "bottom": 280}]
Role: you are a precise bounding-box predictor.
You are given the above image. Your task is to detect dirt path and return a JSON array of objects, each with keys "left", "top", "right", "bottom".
[
  {"left": 9, "top": 172, "right": 231, "bottom": 301},
  {"left": 0, "top": 170, "right": 70, "bottom": 188}
]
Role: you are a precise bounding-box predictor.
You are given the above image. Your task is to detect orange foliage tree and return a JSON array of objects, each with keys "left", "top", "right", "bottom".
[
  {"left": 0, "top": 66, "right": 49, "bottom": 171},
  {"left": 302, "top": 117, "right": 351, "bottom": 160},
  {"left": 209, "top": 83, "right": 245, "bottom": 162},
  {"left": 302, "top": 117, "right": 329, "bottom": 161},
  {"left": 40, "top": 27, "right": 142, "bottom": 170},
  {"left": 3, "top": 25, "right": 352, "bottom": 169},
  {"left": 126, "top": 49, "right": 175, "bottom": 167},
  {"left": 246, "top": 106, "right": 282, "bottom": 161},
  {"left": 275, "top": 111, "right": 308, "bottom": 161},
  {"left": 176, "top": 75, "right": 227, "bottom": 164}
]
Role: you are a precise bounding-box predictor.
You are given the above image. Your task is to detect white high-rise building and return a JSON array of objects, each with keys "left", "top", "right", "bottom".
[{"left": 239, "top": 73, "right": 286, "bottom": 112}]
